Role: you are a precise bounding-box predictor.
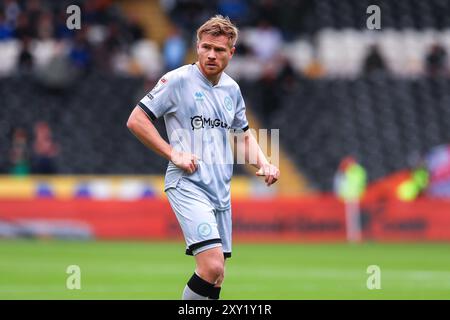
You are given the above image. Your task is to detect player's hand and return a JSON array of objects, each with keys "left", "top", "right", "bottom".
[
  {"left": 171, "top": 150, "right": 200, "bottom": 174},
  {"left": 256, "top": 163, "right": 280, "bottom": 186}
]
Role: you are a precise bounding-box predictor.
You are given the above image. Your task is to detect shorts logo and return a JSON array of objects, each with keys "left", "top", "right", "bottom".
[
  {"left": 146, "top": 93, "right": 154, "bottom": 100},
  {"left": 224, "top": 96, "right": 233, "bottom": 111},
  {"left": 197, "top": 223, "right": 212, "bottom": 238}
]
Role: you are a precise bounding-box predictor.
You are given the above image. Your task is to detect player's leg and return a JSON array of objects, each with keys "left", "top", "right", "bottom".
[
  {"left": 210, "top": 258, "right": 225, "bottom": 300},
  {"left": 206, "top": 207, "right": 232, "bottom": 299},
  {"left": 182, "top": 245, "right": 224, "bottom": 300},
  {"left": 166, "top": 186, "right": 224, "bottom": 300},
  {"left": 194, "top": 246, "right": 225, "bottom": 283},
  {"left": 214, "top": 260, "right": 225, "bottom": 286},
  {"left": 182, "top": 246, "right": 224, "bottom": 300}
]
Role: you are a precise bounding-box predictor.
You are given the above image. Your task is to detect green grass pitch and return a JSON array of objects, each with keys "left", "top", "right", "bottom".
[{"left": 1, "top": 240, "right": 449, "bottom": 299}]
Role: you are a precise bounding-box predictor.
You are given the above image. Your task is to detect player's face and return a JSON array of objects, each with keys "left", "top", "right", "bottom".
[{"left": 197, "top": 34, "right": 235, "bottom": 81}]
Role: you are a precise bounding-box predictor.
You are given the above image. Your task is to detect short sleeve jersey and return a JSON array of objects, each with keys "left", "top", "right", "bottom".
[{"left": 138, "top": 63, "right": 249, "bottom": 210}]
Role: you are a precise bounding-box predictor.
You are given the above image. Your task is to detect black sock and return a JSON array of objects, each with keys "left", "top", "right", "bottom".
[
  {"left": 209, "top": 286, "right": 221, "bottom": 300},
  {"left": 186, "top": 273, "right": 215, "bottom": 297}
]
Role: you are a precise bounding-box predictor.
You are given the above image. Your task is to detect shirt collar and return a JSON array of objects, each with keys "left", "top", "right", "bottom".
[{"left": 193, "top": 62, "right": 222, "bottom": 87}]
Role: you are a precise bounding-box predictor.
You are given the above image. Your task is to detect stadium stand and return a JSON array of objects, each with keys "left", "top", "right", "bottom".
[
  {"left": 251, "top": 75, "right": 450, "bottom": 190},
  {"left": 1, "top": 0, "right": 450, "bottom": 193}
]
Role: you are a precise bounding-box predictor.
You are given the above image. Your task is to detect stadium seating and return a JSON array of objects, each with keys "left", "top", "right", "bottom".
[
  {"left": 2, "top": 0, "right": 450, "bottom": 192},
  {"left": 242, "top": 74, "right": 450, "bottom": 190},
  {"left": 0, "top": 72, "right": 250, "bottom": 175}
]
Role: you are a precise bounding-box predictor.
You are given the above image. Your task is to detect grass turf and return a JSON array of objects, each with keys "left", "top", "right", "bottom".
[{"left": 0, "top": 240, "right": 449, "bottom": 299}]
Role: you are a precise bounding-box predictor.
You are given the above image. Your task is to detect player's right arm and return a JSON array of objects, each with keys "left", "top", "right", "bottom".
[{"left": 126, "top": 106, "right": 198, "bottom": 174}]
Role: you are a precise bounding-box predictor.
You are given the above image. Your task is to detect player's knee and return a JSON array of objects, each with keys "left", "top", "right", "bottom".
[
  {"left": 204, "top": 261, "right": 224, "bottom": 282},
  {"left": 215, "top": 273, "right": 225, "bottom": 286}
]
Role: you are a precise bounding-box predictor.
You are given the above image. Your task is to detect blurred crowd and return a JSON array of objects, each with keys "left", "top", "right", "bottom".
[
  {"left": 2, "top": 0, "right": 450, "bottom": 196},
  {"left": 9, "top": 121, "right": 59, "bottom": 175},
  {"left": 160, "top": 0, "right": 308, "bottom": 41},
  {"left": 0, "top": 0, "right": 449, "bottom": 84},
  {"left": 1, "top": 0, "right": 449, "bottom": 109},
  {"left": 161, "top": 0, "right": 450, "bottom": 90},
  {"left": 0, "top": 0, "right": 150, "bottom": 84}
]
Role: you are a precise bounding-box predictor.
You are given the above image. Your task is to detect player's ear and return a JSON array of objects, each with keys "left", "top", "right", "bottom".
[{"left": 230, "top": 46, "right": 235, "bottom": 58}]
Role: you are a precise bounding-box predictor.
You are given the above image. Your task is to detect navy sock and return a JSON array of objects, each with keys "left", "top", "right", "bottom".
[
  {"left": 186, "top": 273, "right": 215, "bottom": 297},
  {"left": 209, "top": 286, "right": 221, "bottom": 300}
]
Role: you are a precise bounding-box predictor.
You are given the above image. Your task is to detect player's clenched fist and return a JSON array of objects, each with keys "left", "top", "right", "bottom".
[
  {"left": 256, "top": 163, "right": 280, "bottom": 186},
  {"left": 171, "top": 150, "right": 200, "bottom": 174}
]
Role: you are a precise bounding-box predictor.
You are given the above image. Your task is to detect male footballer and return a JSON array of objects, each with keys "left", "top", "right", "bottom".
[{"left": 127, "top": 15, "right": 280, "bottom": 300}]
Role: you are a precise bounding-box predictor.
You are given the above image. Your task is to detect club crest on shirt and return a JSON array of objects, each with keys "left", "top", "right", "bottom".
[{"left": 224, "top": 96, "right": 233, "bottom": 111}]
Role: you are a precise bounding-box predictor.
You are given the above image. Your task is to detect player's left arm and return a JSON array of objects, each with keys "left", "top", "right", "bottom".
[
  {"left": 242, "top": 130, "right": 280, "bottom": 186},
  {"left": 232, "top": 87, "right": 280, "bottom": 186}
]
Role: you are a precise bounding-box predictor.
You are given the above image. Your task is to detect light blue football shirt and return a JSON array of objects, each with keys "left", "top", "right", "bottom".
[{"left": 138, "top": 63, "right": 249, "bottom": 210}]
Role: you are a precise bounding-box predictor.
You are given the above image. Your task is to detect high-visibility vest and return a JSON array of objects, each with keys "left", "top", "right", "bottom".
[{"left": 336, "top": 163, "right": 367, "bottom": 201}]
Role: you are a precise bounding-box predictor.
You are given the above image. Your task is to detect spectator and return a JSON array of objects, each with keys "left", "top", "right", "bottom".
[
  {"left": 425, "top": 43, "right": 448, "bottom": 76},
  {"left": 127, "top": 15, "right": 145, "bottom": 43},
  {"left": 397, "top": 160, "right": 429, "bottom": 202},
  {"left": 4, "top": 0, "right": 21, "bottom": 27},
  {"left": 25, "top": 0, "right": 42, "bottom": 31},
  {"left": 255, "top": 0, "right": 280, "bottom": 26},
  {"left": 104, "top": 21, "right": 125, "bottom": 52},
  {"left": 0, "top": 0, "right": 148, "bottom": 77},
  {"left": 9, "top": 126, "right": 30, "bottom": 176},
  {"left": 247, "top": 20, "right": 283, "bottom": 63},
  {"left": 17, "top": 36, "right": 33, "bottom": 73},
  {"left": 334, "top": 156, "right": 367, "bottom": 243},
  {"left": 362, "top": 45, "right": 387, "bottom": 75},
  {"left": 31, "top": 121, "right": 59, "bottom": 174},
  {"left": 217, "top": 0, "right": 249, "bottom": 26},
  {"left": 163, "top": 25, "right": 187, "bottom": 71},
  {"left": 425, "top": 145, "right": 450, "bottom": 198},
  {"left": 54, "top": 10, "right": 74, "bottom": 40},
  {"left": 257, "top": 67, "right": 280, "bottom": 123},
  {"left": 69, "top": 30, "right": 92, "bottom": 72},
  {"left": 277, "top": 58, "right": 298, "bottom": 93},
  {"left": 0, "top": 13, "right": 14, "bottom": 40},
  {"left": 36, "top": 11, "right": 54, "bottom": 40},
  {"left": 14, "top": 13, "right": 35, "bottom": 40},
  {"left": 83, "top": 0, "right": 102, "bottom": 25}
]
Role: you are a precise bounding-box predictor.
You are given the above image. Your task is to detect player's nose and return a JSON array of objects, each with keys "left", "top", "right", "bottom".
[{"left": 207, "top": 50, "right": 216, "bottom": 59}]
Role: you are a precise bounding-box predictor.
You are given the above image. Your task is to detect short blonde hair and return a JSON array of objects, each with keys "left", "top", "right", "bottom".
[{"left": 196, "top": 15, "right": 239, "bottom": 48}]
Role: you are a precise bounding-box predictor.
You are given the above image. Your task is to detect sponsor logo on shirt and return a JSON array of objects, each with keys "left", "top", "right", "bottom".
[{"left": 191, "top": 115, "right": 230, "bottom": 130}]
